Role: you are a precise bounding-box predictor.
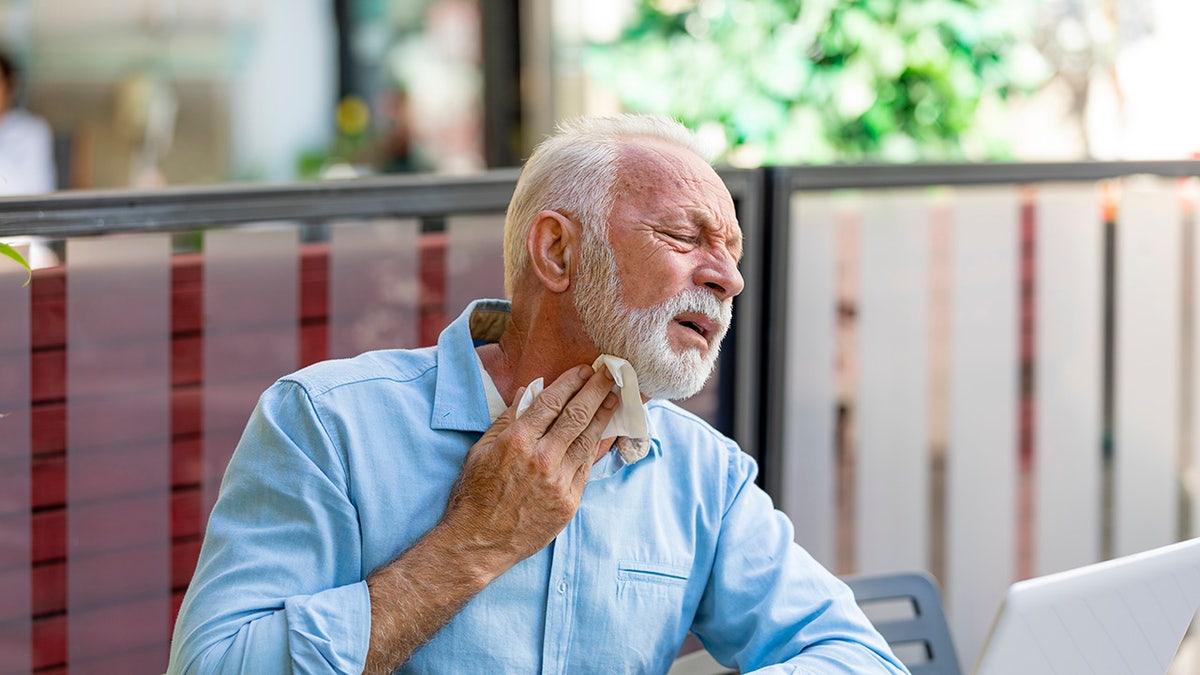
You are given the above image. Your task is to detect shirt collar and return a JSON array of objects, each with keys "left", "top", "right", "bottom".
[{"left": 431, "top": 299, "right": 511, "bottom": 432}]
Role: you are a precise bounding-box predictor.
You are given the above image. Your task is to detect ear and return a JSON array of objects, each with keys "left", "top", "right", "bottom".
[{"left": 526, "top": 209, "right": 577, "bottom": 293}]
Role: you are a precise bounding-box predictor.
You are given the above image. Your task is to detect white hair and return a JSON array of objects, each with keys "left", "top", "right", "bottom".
[{"left": 502, "top": 114, "right": 706, "bottom": 298}]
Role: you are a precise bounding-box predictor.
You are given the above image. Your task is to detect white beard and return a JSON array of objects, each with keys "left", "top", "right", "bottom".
[{"left": 573, "top": 229, "right": 731, "bottom": 400}]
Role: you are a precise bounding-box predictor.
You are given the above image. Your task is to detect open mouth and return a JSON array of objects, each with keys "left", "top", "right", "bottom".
[{"left": 675, "top": 315, "right": 715, "bottom": 341}]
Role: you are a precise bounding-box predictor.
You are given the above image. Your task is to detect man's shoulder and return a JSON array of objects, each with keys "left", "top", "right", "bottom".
[
  {"left": 280, "top": 345, "right": 439, "bottom": 398},
  {"left": 641, "top": 399, "right": 758, "bottom": 503},
  {"left": 646, "top": 399, "right": 726, "bottom": 433},
  {"left": 645, "top": 399, "right": 738, "bottom": 451}
]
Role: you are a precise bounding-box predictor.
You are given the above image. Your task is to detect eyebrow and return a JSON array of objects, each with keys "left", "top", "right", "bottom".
[
  {"left": 728, "top": 232, "right": 744, "bottom": 262},
  {"left": 690, "top": 210, "right": 743, "bottom": 262}
]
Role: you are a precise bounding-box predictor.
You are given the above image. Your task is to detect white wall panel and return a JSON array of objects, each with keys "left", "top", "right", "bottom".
[
  {"left": 1114, "top": 181, "right": 1182, "bottom": 556},
  {"left": 855, "top": 190, "right": 930, "bottom": 575},
  {"left": 228, "top": 0, "right": 336, "bottom": 183},
  {"left": 781, "top": 192, "right": 838, "bottom": 566},
  {"left": 945, "top": 188, "right": 1020, "bottom": 664},
  {"left": 1191, "top": 190, "right": 1200, "bottom": 540},
  {"left": 1034, "top": 185, "right": 1104, "bottom": 575}
]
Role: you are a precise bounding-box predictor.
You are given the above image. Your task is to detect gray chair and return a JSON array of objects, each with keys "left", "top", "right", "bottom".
[
  {"left": 844, "top": 571, "right": 962, "bottom": 675},
  {"left": 670, "top": 571, "right": 960, "bottom": 675},
  {"left": 667, "top": 647, "right": 735, "bottom": 675}
]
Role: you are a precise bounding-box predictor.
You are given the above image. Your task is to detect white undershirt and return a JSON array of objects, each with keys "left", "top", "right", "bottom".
[{"left": 475, "top": 349, "right": 508, "bottom": 421}]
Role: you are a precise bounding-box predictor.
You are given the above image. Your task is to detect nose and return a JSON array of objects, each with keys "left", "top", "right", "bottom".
[{"left": 696, "top": 249, "right": 744, "bottom": 301}]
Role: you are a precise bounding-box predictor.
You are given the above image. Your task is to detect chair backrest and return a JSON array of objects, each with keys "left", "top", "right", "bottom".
[
  {"left": 844, "top": 571, "right": 962, "bottom": 675},
  {"left": 666, "top": 647, "right": 736, "bottom": 675},
  {"left": 669, "top": 571, "right": 960, "bottom": 674}
]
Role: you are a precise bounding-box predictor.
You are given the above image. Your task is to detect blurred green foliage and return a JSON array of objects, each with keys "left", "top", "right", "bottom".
[
  {"left": 0, "top": 242, "right": 31, "bottom": 286},
  {"left": 297, "top": 96, "right": 377, "bottom": 179},
  {"left": 587, "top": 0, "right": 1048, "bottom": 165}
]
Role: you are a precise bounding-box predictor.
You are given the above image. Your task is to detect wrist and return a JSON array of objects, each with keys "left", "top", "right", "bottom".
[{"left": 427, "top": 516, "right": 520, "bottom": 587}]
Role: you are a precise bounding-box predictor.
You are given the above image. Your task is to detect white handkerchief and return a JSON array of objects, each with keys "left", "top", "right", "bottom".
[{"left": 516, "top": 354, "right": 651, "bottom": 464}]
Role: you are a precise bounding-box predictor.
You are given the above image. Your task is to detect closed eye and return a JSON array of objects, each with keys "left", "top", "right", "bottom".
[{"left": 665, "top": 231, "right": 699, "bottom": 245}]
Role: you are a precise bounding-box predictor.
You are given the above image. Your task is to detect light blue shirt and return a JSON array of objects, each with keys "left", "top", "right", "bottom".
[{"left": 168, "top": 299, "right": 908, "bottom": 674}]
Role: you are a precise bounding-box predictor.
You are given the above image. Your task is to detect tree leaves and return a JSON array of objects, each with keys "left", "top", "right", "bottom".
[{"left": 586, "top": 0, "right": 1045, "bottom": 165}]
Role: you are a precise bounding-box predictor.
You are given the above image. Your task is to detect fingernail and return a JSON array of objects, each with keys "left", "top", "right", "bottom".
[
  {"left": 602, "top": 392, "right": 618, "bottom": 409},
  {"left": 578, "top": 365, "right": 593, "bottom": 380},
  {"left": 602, "top": 365, "right": 615, "bottom": 381}
]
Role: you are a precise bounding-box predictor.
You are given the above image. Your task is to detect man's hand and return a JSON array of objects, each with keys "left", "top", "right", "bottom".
[
  {"left": 363, "top": 364, "right": 618, "bottom": 674},
  {"left": 442, "top": 363, "right": 619, "bottom": 571}
]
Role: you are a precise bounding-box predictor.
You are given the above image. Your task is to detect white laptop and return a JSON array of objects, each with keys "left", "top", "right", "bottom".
[{"left": 973, "top": 537, "right": 1200, "bottom": 675}]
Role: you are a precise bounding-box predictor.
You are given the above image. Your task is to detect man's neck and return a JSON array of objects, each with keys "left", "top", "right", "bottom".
[{"left": 475, "top": 304, "right": 600, "bottom": 407}]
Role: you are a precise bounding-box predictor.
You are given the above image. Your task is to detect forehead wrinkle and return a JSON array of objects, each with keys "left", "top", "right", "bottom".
[
  {"left": 618, "top": 139, "right": 742, "bottom": 260},
  {"left": 685, "top": 206, "right": 743, "bottom": 262}
]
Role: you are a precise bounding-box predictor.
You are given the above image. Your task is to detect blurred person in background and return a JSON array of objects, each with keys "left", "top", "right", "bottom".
[
  {"left": 113, "top": 68, "right": 177, "bottom": 188},
  {"left": 0, "top": 48, "right": 55, "bottom": 196}
]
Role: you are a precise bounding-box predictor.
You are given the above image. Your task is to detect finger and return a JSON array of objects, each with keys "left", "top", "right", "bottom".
[
  {"left": 543, "top": 366, "right": 618, "bottom": 453},
  {"left": 505, "top": 385, "right": 527, "bottom": 418},
  {"left": 561, "top": 390, "right": 619, "bottom": 471},
  {"left": 511, "top": 365, "right": 593, "bottom": 434}
]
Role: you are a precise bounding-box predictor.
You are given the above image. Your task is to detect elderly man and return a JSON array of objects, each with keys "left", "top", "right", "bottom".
[{"left": 168, "top": 115, "right": 907, "bottom": 674}]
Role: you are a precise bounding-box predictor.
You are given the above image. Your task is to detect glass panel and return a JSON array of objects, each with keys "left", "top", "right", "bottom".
[
  {"left": 446, "top": 213, "right": 506, "bottom": 320},
  {"left": 1114, "top": 180, "right": 1181, "bottom": 557},
  {"left": 66, "top": 234, "right": 171, "bottom": 674},
  {"left": 329, "top": 218, "right": 420, "bottom": 358},
  {"left": 203, "top": 227, "right": 298, "bottom": 518},
  {"left": 0, "top": 248, "right": 31, "bottom": 673},
  {"left": 855, "top": 190, "right": 930, "bottom": 575},
  {"left": 1034, "top": 184, "right": 1104, "bottom": 576},
  {"left": 779, "top": 191, "right": 839, "bottom": 567},
  {"left": 945, "top": 187, "right": 1020, "bottom": 663}
]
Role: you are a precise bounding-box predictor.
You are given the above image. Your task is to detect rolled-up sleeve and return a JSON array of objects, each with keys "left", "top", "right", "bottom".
[
  {"left": 168, "top": 380, "right": 371, "bottom": 674},
  {"left": 691, "top": 450, "right": 909, "bottom": 674}
]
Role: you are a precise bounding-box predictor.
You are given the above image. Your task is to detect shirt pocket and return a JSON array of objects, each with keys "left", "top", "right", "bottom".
[
  {"left": 612, "top": 559, "right": 695, "bottom": 671},
  {"left": 616, "top": 559, "right": 692, "bottom": 589}
]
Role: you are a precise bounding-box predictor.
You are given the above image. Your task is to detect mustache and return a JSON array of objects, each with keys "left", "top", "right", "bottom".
[{"left": 658, "top": 287, "right": 732, "bottom": 329}]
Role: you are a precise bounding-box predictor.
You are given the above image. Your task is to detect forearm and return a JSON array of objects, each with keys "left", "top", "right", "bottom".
[{"left": 363, "top": 520, "right": 512, "bottom": 674}]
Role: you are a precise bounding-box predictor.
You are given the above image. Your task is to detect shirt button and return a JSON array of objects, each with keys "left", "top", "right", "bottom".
[{"left": 557, "top": 580, "right": 568, "bottom": 594}]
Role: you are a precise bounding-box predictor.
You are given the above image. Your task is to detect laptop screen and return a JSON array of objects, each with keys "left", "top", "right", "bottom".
[{"left": 972, "top": 537, "right": 1200, "bottom": 675}]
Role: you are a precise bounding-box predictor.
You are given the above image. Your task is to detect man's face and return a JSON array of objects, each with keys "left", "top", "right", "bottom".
[{"left": 572, "top": 141, "right": 743, "bottom": 400}]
